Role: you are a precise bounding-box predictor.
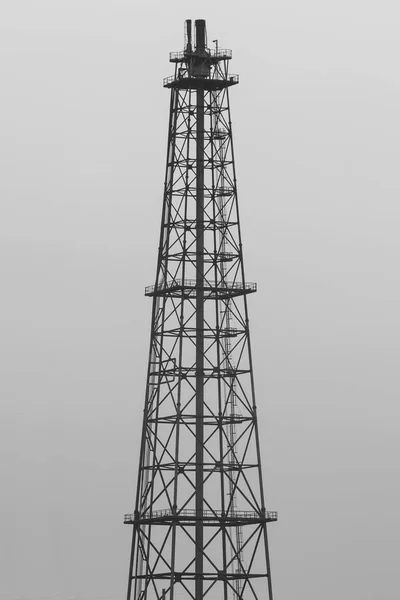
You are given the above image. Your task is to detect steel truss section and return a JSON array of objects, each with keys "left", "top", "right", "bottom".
[{"left": 126, "top": 19, "right": 276, "bottom": 600}]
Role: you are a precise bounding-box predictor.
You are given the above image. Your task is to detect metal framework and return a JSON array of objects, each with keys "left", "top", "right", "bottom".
[{"left": 125, "top": 19, "right": 277, "bottom": 600}]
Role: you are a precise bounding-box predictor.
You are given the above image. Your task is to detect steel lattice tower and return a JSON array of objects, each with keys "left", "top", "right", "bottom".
[{"left": 125, "top": 19, "right": 277, "bottom": 600}]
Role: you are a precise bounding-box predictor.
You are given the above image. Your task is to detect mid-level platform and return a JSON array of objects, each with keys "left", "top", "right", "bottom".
[{"left": 124, "top": 508, "right": 278, "bottom": 526}]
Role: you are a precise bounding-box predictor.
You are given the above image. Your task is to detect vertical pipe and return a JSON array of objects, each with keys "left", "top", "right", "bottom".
[
  {"left": 195, "top": 84, "right": 205, "bottom": 600},
  {"left": 186, "top": 20, "right": 192, "bottom": 53},
  {"left": 195, "top": 19, "right": 206, "bottom": 52}
]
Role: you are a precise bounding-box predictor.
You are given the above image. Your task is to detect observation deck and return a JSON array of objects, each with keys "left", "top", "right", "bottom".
[
  {"left": 163, "top": 74, "right": 239, "bottom": 91},
  {"left": 145, "top": 279, "right": 256, "bottom": 299},
  {"left": 124, "top": 508, "right": 278, "bottom": 527}
]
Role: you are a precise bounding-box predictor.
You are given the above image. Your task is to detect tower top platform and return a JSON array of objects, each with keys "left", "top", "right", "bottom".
[{"left": 163, "top": 19, "right": 238, "bottom": 89}]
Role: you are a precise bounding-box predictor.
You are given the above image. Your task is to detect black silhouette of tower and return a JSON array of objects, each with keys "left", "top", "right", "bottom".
[{"left": 125, "top": 19, "right": 277, "bottom": 600}]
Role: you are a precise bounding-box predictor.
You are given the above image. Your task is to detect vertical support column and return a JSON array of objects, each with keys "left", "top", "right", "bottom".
[{"left": 195, "top": 84, "right": 205, "bottom": 600}]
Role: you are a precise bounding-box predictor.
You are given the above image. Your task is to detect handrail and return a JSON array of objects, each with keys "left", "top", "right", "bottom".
[
  {"left": 145, "top": 279, "right": 256, "bottom": 296},
  {"left": 124, "top": 508, "right": 278, "bottom": 522},
  {"left": 163, "top": 74, "right": 239, "bottom": 87},
  {"left": 170, "top": 49, "right": 233, "bottom": 61}
]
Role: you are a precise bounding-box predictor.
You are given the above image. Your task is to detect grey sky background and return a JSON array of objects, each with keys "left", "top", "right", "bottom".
[{"left": 2, "top": 1, "right": 400, "bottom": 599}]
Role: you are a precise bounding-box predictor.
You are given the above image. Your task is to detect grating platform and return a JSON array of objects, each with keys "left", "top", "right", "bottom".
[{"left": 124, "top": 508, "right": 278, "bottom": 526}]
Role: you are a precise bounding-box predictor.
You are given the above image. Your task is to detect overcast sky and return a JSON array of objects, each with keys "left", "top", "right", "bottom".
[{"left": 2, "top": 1, "right": 400, "bottom": 599}]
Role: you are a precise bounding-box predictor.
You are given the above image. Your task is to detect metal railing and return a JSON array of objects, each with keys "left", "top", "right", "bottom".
[
  {"left": 163, "top": 75, "right": 176, "bottom": 87},
  {"left": 170, "top": 49, "right": 233, "bottom": 62},
  {"left": 124, "top": 508, "right": 277, "bottom": 523},
  {"left": 225, "top": 74, "right": 239, "bottom": 84},
  {"left": 215, "top": 186, "right": 234, "bottom": 196},
  {"left": 163, "top": 74, "right": 239, "bottom": 87},
  {"left": 145, "top": 279, "right": 257, "bottom": 296}
]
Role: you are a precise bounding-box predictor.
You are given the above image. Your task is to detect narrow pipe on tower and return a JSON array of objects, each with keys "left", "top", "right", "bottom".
[
  {"left": 185, "top": 19, "right": 192, "bottom": 53},
  {"left": 195, "top": 80, "right": 205, "bottom": 600},
  {"left": 195, "top": 19, "right": 206, "bottom": 600},
  {"left": 195, "top": 19, "right": 206, "bottom": 53}
]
